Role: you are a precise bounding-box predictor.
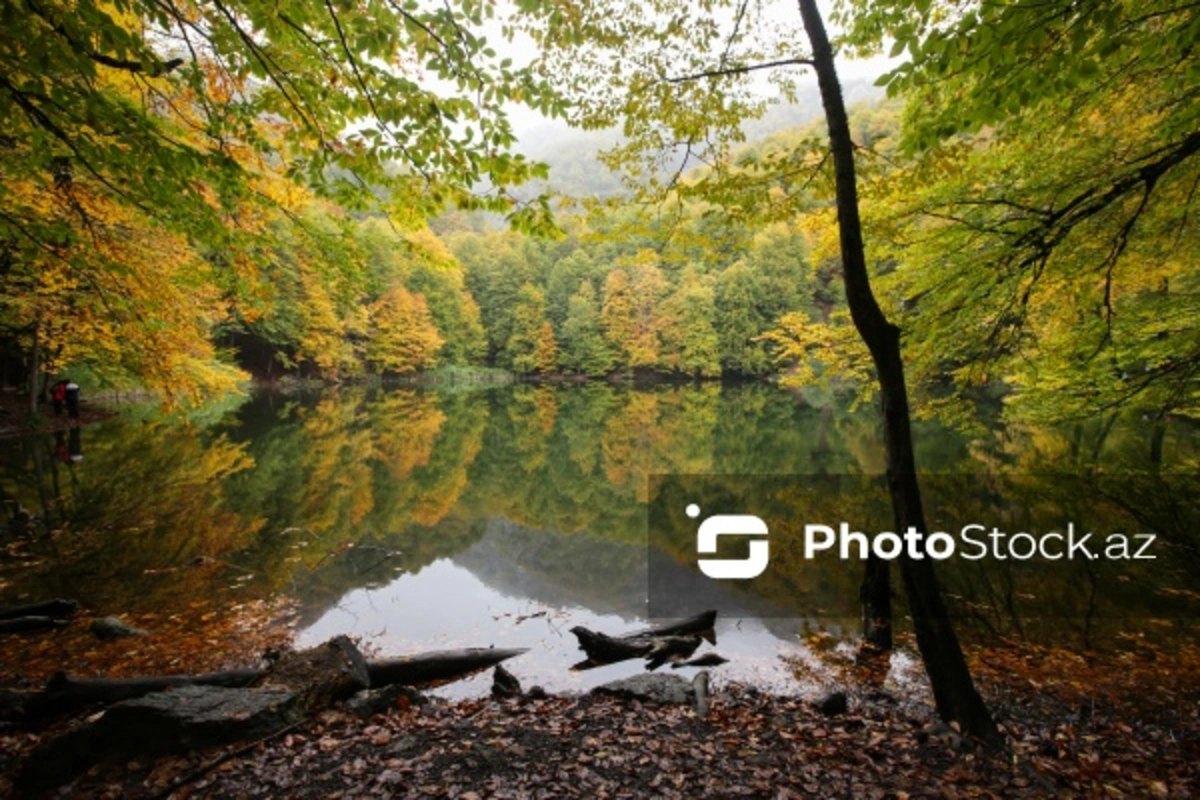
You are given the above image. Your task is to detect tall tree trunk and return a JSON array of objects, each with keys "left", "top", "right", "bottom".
[
  {"left": 28, "top": 322, "right": 40, "bottom": 417},
  {"left": 796, "top": 0, "right": 1000, "bottom": 745}
]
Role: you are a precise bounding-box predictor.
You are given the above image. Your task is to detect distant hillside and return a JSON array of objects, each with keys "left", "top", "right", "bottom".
[{"left": 513, "top": 77, "right": 885, "bottom": 200}]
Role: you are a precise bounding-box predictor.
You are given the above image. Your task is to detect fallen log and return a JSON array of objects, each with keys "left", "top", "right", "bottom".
[
  {"left": 0, "top": 598, "right": 78, "bottom": 621},
  {"left": 570, "top": 629, "right": 701, "bottom": 670},
  {"left": 27, "top": 669, "right": 262, "bottom": 718},
  {"left": 569, "top": 610, "right": 717, "bottom": 670},
  {"left": 367, "top": 647, "right": 529, "bottom": 688},
  {"left": 14, "top": 641, "right": 528, "bottom": 793},
  {"left": 0, "top": 616, "right": 70, "bottom": 634},
  {"left": 19, "top": 647, "right": 528, "bottom": 720}
]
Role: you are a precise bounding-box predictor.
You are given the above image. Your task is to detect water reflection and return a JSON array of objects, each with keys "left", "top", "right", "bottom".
[{"left": 1, "top": 384, "right": 1197, "bottom": 695}]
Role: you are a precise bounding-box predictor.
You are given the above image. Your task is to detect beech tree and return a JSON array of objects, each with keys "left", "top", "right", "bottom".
[
  {"left": 661, "top": 269, "right": 722, "bottom": 378},
  {"left": 366, "top": 286, "right": 443, "bottom": 375},
  {"left": 837, "top": 0, "right": 1200, "bottom": 424},
  {"left": 601, "top": 251, "right": 670, "bottom": 371},
  {"left": 507, "top": 282, "right": 557, "bottom": 373},
  {"left": 561, "top": 281, "right": 614, "bottom": 376}
]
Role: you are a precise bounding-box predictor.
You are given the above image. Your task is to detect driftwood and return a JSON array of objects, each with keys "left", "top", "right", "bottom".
[
  {"left": 367, "top": 647, "right": 529, "bottom": 688},
  {"left": 15, "top": 641, "right": 529, "bottom": 792},
  {"left": 571, "top": 632, "right": 701, "bottom": 670},
  {"left": 26, "top": 669, "right": 263, "bottom": 718},
  {"left": 0, "top": 616, "right": 69, "bottom": 634},
  {"left": 18, "top": 647, "right": 528, "bottom": 720},
  {"left": 570, "top": 610, "right": 717, "bottom": 670},
  {"left": 0, "top": 598, "right": 78, "bottom": 621}
]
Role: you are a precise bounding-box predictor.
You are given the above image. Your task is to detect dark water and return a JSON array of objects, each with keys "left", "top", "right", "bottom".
[{"left": 2, "top": 383, "right": 1196, "bottom": 697}]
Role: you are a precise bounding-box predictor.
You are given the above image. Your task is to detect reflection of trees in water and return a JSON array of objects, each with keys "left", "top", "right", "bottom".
[
  {"left": 0, "top": 420, "right": 258, "bottom": 612},
  {"left": 2, "top": 385, "right": 1196, "bottom": 648}
]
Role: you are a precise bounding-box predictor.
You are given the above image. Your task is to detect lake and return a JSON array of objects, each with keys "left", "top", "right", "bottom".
[{"left": 2, "top": 382, "right": 1197, "bottom": 697}]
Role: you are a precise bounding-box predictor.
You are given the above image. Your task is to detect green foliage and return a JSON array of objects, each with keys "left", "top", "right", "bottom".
[
  {"left": 661, "top": 269, "right": 721, "bottom": 377},
  {"left": 506, "top": 283, "right": 557, "bottom": 373},
  {"left": 832, "top": 0, "right": 1200, "bottom": 422},
  {"left": 0, "top": 0, "right": 563, "bottom": 403},
  {"left": 560, "top": 282, "right": 613, "bottom": 376},
  {"left": 602, "top": 251, "right": 670, "bottom": 370}
]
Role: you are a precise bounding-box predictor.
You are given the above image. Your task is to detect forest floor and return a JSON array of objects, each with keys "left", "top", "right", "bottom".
[{"left": 2, "top": 636, "right": 1195, "bottom": 799}]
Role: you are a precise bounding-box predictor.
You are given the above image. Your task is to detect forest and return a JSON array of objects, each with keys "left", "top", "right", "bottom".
[
  {"left": 1, "top": 0, "right": 1198, "bottom": 797},
  {"left": 2, "top": 0, "right": 1194, "bottom": 431}
]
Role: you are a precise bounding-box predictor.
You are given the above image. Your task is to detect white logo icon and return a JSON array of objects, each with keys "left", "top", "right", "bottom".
[{"left": 689, "top": 505, "right": 769, "bottom": 580}]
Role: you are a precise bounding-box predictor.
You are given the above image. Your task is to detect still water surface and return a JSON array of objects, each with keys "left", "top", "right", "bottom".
[{"left": 2, "top": 383, "right": 1196, "bottom": 696}]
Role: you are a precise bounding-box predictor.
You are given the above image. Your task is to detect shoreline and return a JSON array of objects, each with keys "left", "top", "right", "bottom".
[{"left": 2, "top": 648, "right": 1194, "bottom": 798}]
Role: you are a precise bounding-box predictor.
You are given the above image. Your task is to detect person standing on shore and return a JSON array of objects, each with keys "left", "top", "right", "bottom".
[
  {"left": 51, "top": 380, "right": 68, "bottom": 417},
  {"left": 64, "top": 380, "right": 80, "bottom": 420}
]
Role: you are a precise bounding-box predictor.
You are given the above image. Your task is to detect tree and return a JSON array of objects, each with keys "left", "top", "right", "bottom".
[
  {"left": 507, "top": 283, "right": 557, "bottom": 373},
  {"left": 532, "top": 321, "right": 559, "bottom": 373},
  {"left": 661, "top": 269, "right": 721, "bottom": 377},
  {"left": 1, "top": 0, "right": 563, "bottom": 403},
  {"left": 602, "top": 250, "right": 669, "bottom": 370},
  {"left": 517, "top": 0, "right": 1000, "bottom": 743},
  {"left": 457, "top": 232, "right": 540, "bottom": 362},
  {"left": 832, "top": 0, "right": 1200, "bottom": 425},
  {"left": 561, "top": 282, "right": 613, "bottom": 375},
  {"left": 365, "top": 287, "right": 443, "bottom": 375},
  {"left": 545, "top": 250, "right": 599, "bottom": 331}
]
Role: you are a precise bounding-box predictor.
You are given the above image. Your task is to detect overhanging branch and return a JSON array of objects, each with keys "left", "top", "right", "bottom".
[{"left": 666, "top": 57, "right": 813, "bottom": 84}]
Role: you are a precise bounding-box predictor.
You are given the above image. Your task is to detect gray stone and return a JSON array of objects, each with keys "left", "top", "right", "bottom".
[
  {"left": 90, "top": 615, "right": 148, "bottom": 639},
  {"left": 592, "top": 673, "right": 695, "bottom": 705}
]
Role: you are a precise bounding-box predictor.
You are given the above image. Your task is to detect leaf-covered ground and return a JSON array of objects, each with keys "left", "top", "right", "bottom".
[{"left": 4, "top": 640, "right": 1194, "bottom": 800}]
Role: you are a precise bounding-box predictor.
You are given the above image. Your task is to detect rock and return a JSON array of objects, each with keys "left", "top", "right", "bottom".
[
  {"left": 919, "top": 721, "right": 964, "bottom": 749},
  {"left": 18, "top": 686, "right": 299, "bottom": 793},
  {"left": 593, "top": 674, "right": 695, "bottom": 705},
  {"left": 90, "top": 615, "right": 148, "bottom": 640},
  {"left": 254, "top": 635, "right": 369, "bottom": 714},
  {"left": 814, "top": 690, "right": 848, "bottom": 717},
  {"left": 526, "top": 685, "right": 547, "bottom": 700},
  {"left": 491, "top": 665, "right": 522, "bottom": 699},
  {"left": 343, "top": 685, "right": 426, "bottom": 718}
]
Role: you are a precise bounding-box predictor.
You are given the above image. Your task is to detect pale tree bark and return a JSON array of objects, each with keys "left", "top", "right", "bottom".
[{"left": 796, "top": 0, "right": 1001, "bottom": 745}]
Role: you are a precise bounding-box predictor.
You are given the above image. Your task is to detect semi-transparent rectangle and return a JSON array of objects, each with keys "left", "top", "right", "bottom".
[{"left": 645, "top": 472, "right": 1200, "bottom": 634}]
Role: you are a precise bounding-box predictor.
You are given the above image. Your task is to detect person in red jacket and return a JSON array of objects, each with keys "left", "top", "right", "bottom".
[{"left": 51, "top": 380, "right": 67, "bottom": 417}]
